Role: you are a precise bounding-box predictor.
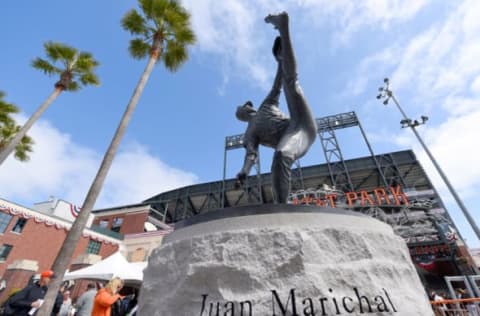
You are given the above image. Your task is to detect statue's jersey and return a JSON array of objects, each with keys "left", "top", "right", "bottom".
[{"left": 243, "top": 102, "right": 290, "bottom": 158}]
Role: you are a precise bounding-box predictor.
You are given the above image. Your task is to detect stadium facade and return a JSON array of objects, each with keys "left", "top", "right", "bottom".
[{"left": 143, "top": 111, "right": 477, "bottom": 291}]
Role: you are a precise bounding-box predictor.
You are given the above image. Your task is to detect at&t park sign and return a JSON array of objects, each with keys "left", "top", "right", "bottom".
[{"left": 289, "top": 185, "right": 409, "bottom": 208}]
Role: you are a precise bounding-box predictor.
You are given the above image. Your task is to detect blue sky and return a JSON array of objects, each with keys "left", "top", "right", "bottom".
[{"left": 1, "top": 1, "right": 479, "bottom": 247}]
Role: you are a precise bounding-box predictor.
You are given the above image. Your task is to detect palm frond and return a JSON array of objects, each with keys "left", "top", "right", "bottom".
[
  {"left": 79, "top": 72, "right": 100, "bottom": 86},
  {"left": 0, "top": 120, "right": 34, "bottom": 161},
  {"left": 124, "top": 0, "right": 195, "bottom": 68},
  {"left": 74, "top": 52, "right": 100, "bottom": 73},
  {"left": 129, "top": 38, "right": 151, "bottom": 59},
  {"left": 65, "top": 80, "right": 80, "bottom": 92},
  {"left": 172, "top": 27, "right": 196, "bottom": 45},
  {"left": 0, "top": 107, "right": 19, "bottom": 124},
  {"left": 44, "top": 42, "right": 78, "bottom": 64},
  {"left": 0, "top": 94, "right": 19, "bottom": 115},
  {"left": 138, "top": 0, "right": 157, "bottom": 20},
  {"left": 163, "top": 40, "right": 187, "bottom": 71},
  {"left": 150, "top": 0, "right": 170, "bottom": 21},
  {"left": 122, "top": 9, "right": 149, "bottom": 36},
  {"left": 163, "top": 1, "right": 186, "bottom": 24},
  {"left": 14, "top": 134, "right": 34, "bottom": 161},
  {"left": 32, "top": 57, "right": 62, "bottom": 76},
  {"left": 0, "top": 92, "right": 20, "bottom": 124},
  {"left": 159, "top": 2, "right": 195, "bottom": 46}
]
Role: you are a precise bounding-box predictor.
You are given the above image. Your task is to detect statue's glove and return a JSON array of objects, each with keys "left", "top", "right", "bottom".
[{"left": 235, "top": 172, "right": 247, "bottom": 189}]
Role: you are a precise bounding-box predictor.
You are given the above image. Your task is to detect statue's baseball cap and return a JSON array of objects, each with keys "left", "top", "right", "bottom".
[{"left": 40, "top": 270, "right": 56, "bottom": 279}]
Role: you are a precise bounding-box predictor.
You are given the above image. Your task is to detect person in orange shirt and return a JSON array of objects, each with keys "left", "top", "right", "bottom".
[{"left": 90, "top": 277, "right": 124, "bottom": 316}]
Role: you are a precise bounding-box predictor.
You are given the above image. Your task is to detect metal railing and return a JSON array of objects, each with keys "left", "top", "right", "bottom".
[{"left": 431, "top": 298, "right": 480, "bottom": 316}]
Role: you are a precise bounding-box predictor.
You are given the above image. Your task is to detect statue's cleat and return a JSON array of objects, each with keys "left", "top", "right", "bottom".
[{"left": 265, "top": 11, "right": 289, "bottom": 29}]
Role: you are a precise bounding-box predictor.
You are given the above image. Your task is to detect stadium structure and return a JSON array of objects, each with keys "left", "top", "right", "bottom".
[{"left": 143, "top": 111, "right": 478, "bottom": 291}]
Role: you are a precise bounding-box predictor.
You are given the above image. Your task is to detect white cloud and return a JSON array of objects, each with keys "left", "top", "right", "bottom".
[
  {"left": 0, "top": 118, "right": 98, "bottom": 205},
  {"left": 389, "top": 0, "right": 480, "bottom": 101},
  {"left": 443, "top": 96, "right": 480, "bottom": 117},
  {"left": 181, "top": 0, "right": 429, "bottom": 90},
  {"left": 0, "top": 116, "right": 197, "bottom": 209},
  {"left": 346, "top": 46, "right": 400, "bottom": 96},
  {"left": 375, "top": 0, "right": 480, "bottom": 194},
  {"left": 183, "top": 0, "right": 273, "bottom": 89},
  {"left": 296, "top": 0, "right": 431, "bottom": 46},
  {"left": 99, "top": 143, "right": 198, "bottom": 207},
  {"left": 421, "top": 110, "right": 480, "bottom": 196},
  {"left": 470, "top": 76, "right": 480, "bottom": 94}
]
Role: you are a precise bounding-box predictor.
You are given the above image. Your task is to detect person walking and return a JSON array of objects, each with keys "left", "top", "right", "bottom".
[
  {"left": 72, "top": 283, "right": 96, "bottom": 316},
  {"left": 57, "top": 289, "right": 72, "bottom": 316},
  {"left": 3, "top": 270, "right": 58, "bottom": 316},
  {"left": 90, "top": 278, "right": 123, "bottom": 316}
]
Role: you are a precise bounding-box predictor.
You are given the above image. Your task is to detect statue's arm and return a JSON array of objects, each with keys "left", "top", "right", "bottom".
[{"left": 236, "top": 135, "right": 258, "bottom": 186}]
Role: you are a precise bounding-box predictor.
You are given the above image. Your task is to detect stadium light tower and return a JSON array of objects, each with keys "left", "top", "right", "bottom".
[{"left": 377, "top": 77, "right": 480, "bottom": 241}]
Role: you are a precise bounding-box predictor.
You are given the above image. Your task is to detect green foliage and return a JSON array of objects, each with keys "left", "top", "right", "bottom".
[
  {"left": 129, "top": 38, "right": 151, "bottom": 60},
  {"left": 74, "top": 52, "right": 100, "bottom": 74},
  {"left": 163, "top": 40, "right": 187, "bottom": 71},
  {"left": 79, "top": 72, "right": 100, "bottom": 86},
  {"left": 0, "top": 91, "right": 19, "bottom": 123},
  {"left": 121, "top": 9, "right": 148, "bottom": 35},
  {"left": 122, "top": 0, "right": 196, "bottom": 71},
  {"left": 0, "top": 92, "right": 34, "bottom": 161},
  {"left": 31, "top": 57, "right": 62, "bottom": 76},
  {"left": 65, "top": 81, "right": 80, "bottom": 92},
  {"left": 33, "top": 42, "right": 100, "bottom": 91},
  {"left": 45, "top": 42, "right": 77, "bottom": 64}
]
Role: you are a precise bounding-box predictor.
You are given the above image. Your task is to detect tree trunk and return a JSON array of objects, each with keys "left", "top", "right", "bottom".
[
  {"left": 0, "top": 88, "right": 62, "bottom": 165},
  {"left": 37, "top": 54, "right": 159, "bottom": 316}
]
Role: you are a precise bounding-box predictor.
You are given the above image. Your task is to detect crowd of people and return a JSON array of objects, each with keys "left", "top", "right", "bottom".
[{"left": 0, "top": 272, "right": 137, "bottom": 316}]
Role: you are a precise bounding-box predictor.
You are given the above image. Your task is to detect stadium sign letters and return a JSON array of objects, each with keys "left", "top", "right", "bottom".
[
  {"left": 198, "top": 287, "right": 397, "bottom": 315},
  {"left": 290, "top": 185, "right": 409, "bottom": 208},
  {"left": 409, "top": 244, "right": 451, "bottom": 256}
]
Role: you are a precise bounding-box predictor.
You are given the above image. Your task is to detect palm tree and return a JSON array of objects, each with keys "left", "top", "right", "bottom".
[
  {"left": 0, "top": 42, "right": 100, "bottom": 165},
  {"left": 37, "top": 1, "right": 195, "bottom": 315},
  {"left": 0, "top": 119, "right": 34, "bottom": 161},
  {"left": 0, "top": 92, "right": 34, "bottom": 161}
]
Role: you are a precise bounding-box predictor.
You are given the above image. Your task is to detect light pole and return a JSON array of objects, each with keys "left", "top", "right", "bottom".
[{"left": 377, "top": 77, "right": 480, "bottom": 241}]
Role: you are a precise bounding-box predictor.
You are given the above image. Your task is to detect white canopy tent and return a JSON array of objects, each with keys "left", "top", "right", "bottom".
[{"left": 64, "top": 252, "right": 147, "bottom": 286}]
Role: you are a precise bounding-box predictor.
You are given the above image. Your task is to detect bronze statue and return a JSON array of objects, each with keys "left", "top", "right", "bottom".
[{"left": 235, "top": 12, "right": 317, "bottom": 203}]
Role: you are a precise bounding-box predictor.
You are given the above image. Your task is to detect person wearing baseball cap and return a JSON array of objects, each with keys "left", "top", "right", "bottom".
[
  {"left": 40, "top": 270, "right": 56, "bottom": 280},
  {"left": 3, "top": 270, "right": 61, "bottom": 315}
]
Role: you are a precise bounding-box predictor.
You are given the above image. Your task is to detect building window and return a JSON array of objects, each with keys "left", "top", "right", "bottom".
[
  {"left": 0, "top": 244, "right": 13, "bottom": 261},
  {"left": 86, "top": 240, "right": 101, "bottom": 255},
  {"left": 0, "top": 213, "right": 13, "bottom": 233},
  {"left": 11, "top": 218, "right": 27, "bottom": 233},
  {"left": 111, "top": 217, "right": 123, "bottom": 233},
  {"left": 99, "top": 219, "right": 109, "bottom": 229}
]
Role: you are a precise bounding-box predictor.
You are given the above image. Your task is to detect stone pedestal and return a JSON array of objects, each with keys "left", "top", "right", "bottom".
[{"left": 138, "top": 205, "right": 433, "bottom": 316}]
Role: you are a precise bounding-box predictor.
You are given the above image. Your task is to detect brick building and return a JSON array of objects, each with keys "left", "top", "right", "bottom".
[
  {"left": 0, "top": 198, "right": 121, "bottom": 302},
  {"left": 91, "top": 203, "right": 172, "bottom": 262}
]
